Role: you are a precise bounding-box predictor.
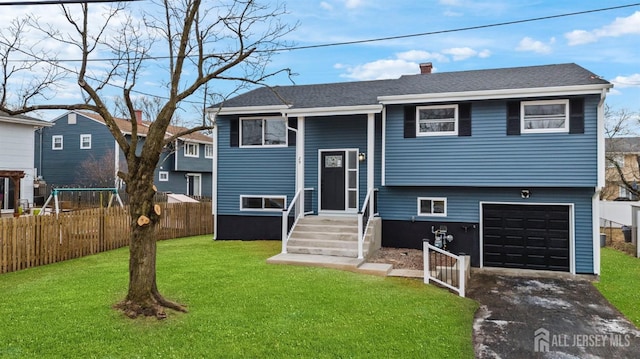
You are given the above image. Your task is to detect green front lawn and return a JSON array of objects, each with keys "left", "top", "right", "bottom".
[
  {"left": 595, "top": 248, "right": 640, "bottom": 327},
  {"left": 0, "top": 237, "right": 477, "bottom": 358}
]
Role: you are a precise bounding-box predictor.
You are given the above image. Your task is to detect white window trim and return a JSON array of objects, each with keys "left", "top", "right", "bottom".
[
  {"left": 204, "top": 144, "right": 213, "bottom": 159},
  {"left": 184, "top": 142, "right": 199, "bottom": 158},
  {"left": 52, "top": 135, "right": 63, "bottom": 150},
  {"left": 417, "top": 197, "right": 447, "bottom": 217},
  {"left": 80, "top": 134, "right": 92, "bottom": 149},
  {"left": 239, "top": 117, "right": 288, "bottom": 148},
  {"left": 240, "top": 195, "right": 287, "bottom": 212},
  {"left": 159, "top": 171, "right": 169, "bottom": 182},
  {"left": 416, "top": 104, "right": 458, "bottom": 137},
  {"left": 521, "top": 99, "right": 569, "bottom": 134}
]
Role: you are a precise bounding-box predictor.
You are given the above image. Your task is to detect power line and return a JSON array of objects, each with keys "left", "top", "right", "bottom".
[
  {"left": 281, "top": 2, "right": 640, "bottom": 51},
  {"left": 0, "top": 0, "right": 142, "bottom": 5},
  {"left": 2, "top": 2, "right": 639, "bottom": 103},
  {"left": 6, "top": 2, "right": 639, "bottom": 63}
]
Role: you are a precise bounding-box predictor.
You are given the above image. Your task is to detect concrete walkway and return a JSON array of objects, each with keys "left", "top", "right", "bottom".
[
  {"left": 267, "top": 252, "right": 424, "bottom": 278},
  {"left": 468, "top": 272, "right": 640, "bottom": 358}
]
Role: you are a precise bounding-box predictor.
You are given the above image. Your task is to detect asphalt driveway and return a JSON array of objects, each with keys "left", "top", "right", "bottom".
[{"left": 467, "top": 271, "right": 640, "bottom": 358}]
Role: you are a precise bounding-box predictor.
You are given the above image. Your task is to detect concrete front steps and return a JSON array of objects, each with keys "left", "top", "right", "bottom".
[
  {"left": 267, "top": 215, "right": 391, "bottom": 275},
  {"left": 285, "top": 216, "right": 375, "bottom": 258}
]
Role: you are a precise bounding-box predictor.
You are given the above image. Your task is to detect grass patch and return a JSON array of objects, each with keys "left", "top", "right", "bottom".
[
  {"left": 0, "top": 237, "right": 477, "bottom": 358},
  {"left": 595, "top": 248, "right": 640, "bottom": 327}
]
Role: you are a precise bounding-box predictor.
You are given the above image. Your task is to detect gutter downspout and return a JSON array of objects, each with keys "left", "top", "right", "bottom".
[
  {"left": 210, "top": 113, "right": 218, "bottom": 240},
  {"left": 593, "top": 87, "right": 608, "bottom": 275}
]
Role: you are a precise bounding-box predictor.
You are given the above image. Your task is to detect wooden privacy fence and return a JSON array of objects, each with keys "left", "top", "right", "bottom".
[{"left": 0, "top": 202, "right": 213, "bottom": 274}]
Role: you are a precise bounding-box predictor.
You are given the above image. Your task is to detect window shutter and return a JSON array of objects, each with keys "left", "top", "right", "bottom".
[
  {"left": 288, "top": 118, "right": 297, "bottom": 146},
  {"left": 506, "top": 101, "right": 520, "bottom": 135},
  {"left": 230, "top": 119, "right": 239, "bottom": 147},
  {"left": 404, "top": 106, "right": 416, "bottom": 138},
  {"left": 569, "top": 98, "right": 585, "bottom": 134},
  {"left": 458, "top": 103, "right": 472, "bottom": 136}
]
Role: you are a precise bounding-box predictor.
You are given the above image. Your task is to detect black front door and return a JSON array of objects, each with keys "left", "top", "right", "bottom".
[{"left": 321, "top": 151, "right": 345, "bottom": 211}]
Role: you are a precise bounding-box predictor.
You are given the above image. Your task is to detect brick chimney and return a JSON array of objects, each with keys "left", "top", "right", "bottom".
[
  {"left": 419, "top": 62, "right": 433, "bottom": 74},
  {"left": 134, "top": 109, "right": 143, "bottom": 124}
]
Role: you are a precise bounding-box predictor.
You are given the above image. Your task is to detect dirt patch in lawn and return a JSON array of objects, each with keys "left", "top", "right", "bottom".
[{"left": 368, "top": 247, "right": 424, "bottom": 270}]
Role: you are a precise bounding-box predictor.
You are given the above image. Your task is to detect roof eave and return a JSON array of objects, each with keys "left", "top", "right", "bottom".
[
  {"left": 0, "top": 116, "right": 53, "bottom": 127},
  {"left": 283, "top": 105, "right": 383, "bottom": 117},
  {"left": 214, "top": 105, "right": 290, "bottom": 116},
  {"left": 377, "top": 84, "right": 613, "bottom": 105}
]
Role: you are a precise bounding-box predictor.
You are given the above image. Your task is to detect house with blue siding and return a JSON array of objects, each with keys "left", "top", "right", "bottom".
[
  {"left": 35, "top": 111, "right": 213, "bottom": 197},
  {"left": 209, "top": 63, "right": 612, "bottom": 275}
]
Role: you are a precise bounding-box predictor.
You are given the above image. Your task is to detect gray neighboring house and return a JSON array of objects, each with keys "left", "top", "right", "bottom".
[
  {"left": 604, "top": 137, "right": 640, "bottom": 200},
  {"left": 35, "top": 111, "right": 213, "bottom": 197}
]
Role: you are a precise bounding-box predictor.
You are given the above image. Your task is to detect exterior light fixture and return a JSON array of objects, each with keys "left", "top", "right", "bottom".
[
  {"left": 521, "top": 189, "right": 531, "bottom": 199},
  {"left": 358, "top": 152, "right": 366, "bottom": 162}
]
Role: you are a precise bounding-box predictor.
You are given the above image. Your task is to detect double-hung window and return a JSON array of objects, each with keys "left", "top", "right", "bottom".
[
  {"left": 417, "top": 105, "right": 458, "bottom": 136},
  {"left": 80, "top": 134, "right": 92, "bottom": 149},
  {"left": 204, "top": 144, "right": 213, "bottom": 158},
  {"left": 417, "top": 197, "right": 447, "bottom": 217},
  {"left": 241, "top": 117, "right": 287, "bottom": 147},
  {"left": 607, "top": 154, "right": 624, "bottom": 168},
  {"left": 521, "top": 99, "right": 569, "bottom": 133},
  {"left": 184, "top": 143, "right": 199, "bottom": 157},
  {"left": 52, "top": 135, "right": 63, "bottom": 150}
]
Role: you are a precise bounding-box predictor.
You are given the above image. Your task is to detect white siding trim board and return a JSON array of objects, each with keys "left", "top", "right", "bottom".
[{"left": 378, "top": 84, "right": 612, "bottom": 105}]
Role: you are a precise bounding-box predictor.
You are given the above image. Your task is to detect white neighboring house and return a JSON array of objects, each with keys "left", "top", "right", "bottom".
[{"left": 0, "top": 111, "right": 52, "bottom": 216}]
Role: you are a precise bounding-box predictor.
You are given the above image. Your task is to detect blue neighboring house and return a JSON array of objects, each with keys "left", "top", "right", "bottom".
[
  {"left": 209, "top": 63, "right": 612, "bottom": 275},
  {"left": 35, "top": 111, "right": 213, "bottom": 197}
]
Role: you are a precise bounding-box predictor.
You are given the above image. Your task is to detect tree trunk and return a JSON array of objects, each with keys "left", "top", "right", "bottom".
[{"left": 114, "top": 173, "right": 187, "bottom": 319}]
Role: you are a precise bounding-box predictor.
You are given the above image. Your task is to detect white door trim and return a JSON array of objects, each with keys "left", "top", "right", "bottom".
[
  {"left": 186, "top": 173, "right": 202, "bottom": 197},
  {"left": 318, "top": 148, "right": 359, "bottom": 215}
]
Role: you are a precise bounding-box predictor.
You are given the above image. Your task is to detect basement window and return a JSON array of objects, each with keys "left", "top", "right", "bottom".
[
  {"left": 417, "top": 197, "right": 447, "bottom": 217},
  {"left": 240, "top": 195, "right": 286, "bottom": 211}
]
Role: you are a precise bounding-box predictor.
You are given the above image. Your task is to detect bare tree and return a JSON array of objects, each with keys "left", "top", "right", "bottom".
[
  {"left": 604, "top": 105, "right": 640, "bottom": 200},
  {"left": 76, "top": 150, "right": 116, "bottom": 188},
  {"left": 0, "top": 17, "right": 65, "bottom": 109},
  {"left": 0, "top": 0, "right": 294, "bottom": 319}
]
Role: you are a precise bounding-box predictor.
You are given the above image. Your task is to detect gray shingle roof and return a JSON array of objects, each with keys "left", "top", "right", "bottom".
[
  {"left": 0, "top": 110, "right": 43, "bottom": 122},
  {"left": 217, "top": 63, "right": 611, "bottom": 110}
]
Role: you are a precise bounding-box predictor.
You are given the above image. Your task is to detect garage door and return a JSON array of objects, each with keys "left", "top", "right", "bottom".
[{"left": 482, "top": 204, "right": 570, "bottom": 272}]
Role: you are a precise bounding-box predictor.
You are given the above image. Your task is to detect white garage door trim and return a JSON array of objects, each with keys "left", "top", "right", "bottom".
[{"left": 479, "top": 201, "right": 575, "bottom": 275}]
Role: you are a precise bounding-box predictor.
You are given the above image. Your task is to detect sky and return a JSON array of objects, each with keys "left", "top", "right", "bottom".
[{"left": 1, "top": 0, "right": 639, "bottom": 122}]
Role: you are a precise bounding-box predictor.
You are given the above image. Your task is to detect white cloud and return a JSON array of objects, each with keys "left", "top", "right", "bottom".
[
  {"left": 516, "top": 37, "right": 555, "bottom": 54},
  {"left": 565, "top": 11, "right": 640, "bottom": 45},
  {"left": 565, "top": 30, "right": 598, "bottom": 46},
  {"left": 444, "top": 10, "right": 463, "bottom": 17},
  {"left": 344, "top": 0, "right": 363, "bottom": 9},
  {"left": 478, "top": 49, "right": 491, "bottom": 58},
  {"left": 611, "top": 74, "right": 640, "bottom": 88},
  {"left": 320, "top": 2, "right": 333, "bottom": 11},
  {"left": 441, "top": 47, "right": 486, "bottom": 61},
  {"left": 396, "top": 50, "right": 448, "bottom": 63},
  {"left": 338, "top": 46, "right": 492, "bottom": 80},
  {"left": 339, "top": 59, "right": 419, "bottom": 80},
  {"left": 439, "top": 0, "right": 462, "bottom": 5}
]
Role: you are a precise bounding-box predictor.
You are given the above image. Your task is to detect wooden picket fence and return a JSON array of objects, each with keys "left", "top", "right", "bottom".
[{"left": 0, "top": 202, "right": 213, "bottom": 274}]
